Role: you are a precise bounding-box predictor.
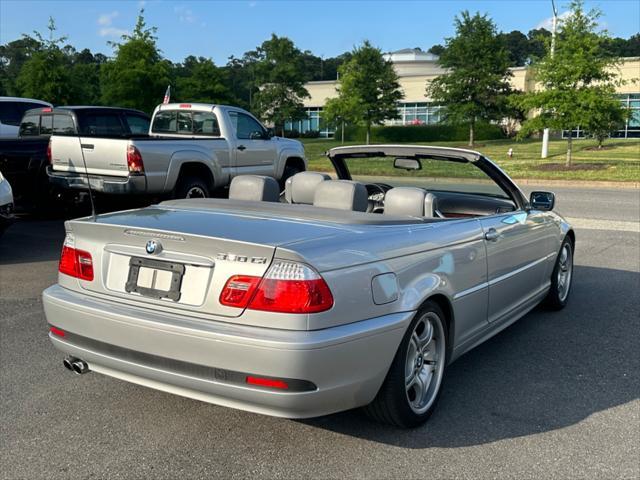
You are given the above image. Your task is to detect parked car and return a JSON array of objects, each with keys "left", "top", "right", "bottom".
[
  {"left": 0, "top": 96, "right": 52, "bottom": 138},
  {"left": 43, "top": 145, "right": 574, "bottom": 428},
  {"left": 47, "top": 103, "right": 306, "bottom": 200},
  {"left": 0, "top": 106, "right": 149, "bottom": 209},
  {"left": 0, "top": 170, "right": 14, "bottom": 235}
]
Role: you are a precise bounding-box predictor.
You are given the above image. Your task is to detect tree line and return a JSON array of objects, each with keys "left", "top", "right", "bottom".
[{"left": 0, "top": 1, "right": 636, "bottom": 164}]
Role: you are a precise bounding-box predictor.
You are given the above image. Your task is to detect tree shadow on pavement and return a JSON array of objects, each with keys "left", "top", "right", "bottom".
[{"left": 301, "top": 265, "right": 640, "bottom": 448}]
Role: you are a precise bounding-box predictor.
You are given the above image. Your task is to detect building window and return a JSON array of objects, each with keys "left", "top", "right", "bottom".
[
  {"left": 392, "top": 103, "right": 445, "bottom": 126},
  {"left": 284, "top": 107, "right": 334, "bottom": 138},
  {"left": 562, "top": 93, "right": 640, "bottom": 139}
]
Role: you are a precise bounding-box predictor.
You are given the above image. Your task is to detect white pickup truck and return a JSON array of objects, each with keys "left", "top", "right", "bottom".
[{"left": 47, "top": 103, "right": 306, "bottom": 198}]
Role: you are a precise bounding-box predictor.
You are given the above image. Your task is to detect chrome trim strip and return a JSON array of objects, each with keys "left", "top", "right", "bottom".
[
  {"left": 453, "top": 252, "right": 555, "bottom": 300},
  {"left": 488, "top": 253, "right": 556, "bottom": 287},
  {"left": 453, "top": 282, "right": 488, "bottom": 300}
]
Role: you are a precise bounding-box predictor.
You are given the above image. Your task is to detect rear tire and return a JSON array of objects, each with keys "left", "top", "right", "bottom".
[
  {"left": 544, "top": 236, "right": 574, "bottom": 310},
  {"left": 364, "top": 301, "right": 448, "bottom": 428},
  {"left": 174, "top": 175, "right": 211, "bottom": 199}
]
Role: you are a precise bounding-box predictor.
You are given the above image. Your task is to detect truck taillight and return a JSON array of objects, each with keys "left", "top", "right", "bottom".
[
  {"left": 59, "top": 235, "right": 94, "bottom": 281},
  {"left": 219, "top": 261, "right": 333, "bottom": 313},
  {"left": 127, "top": 145, "right": 144, "bottom": 173},
  {"left": 46, "top": 139, "right": 52, "bottom": 165}
]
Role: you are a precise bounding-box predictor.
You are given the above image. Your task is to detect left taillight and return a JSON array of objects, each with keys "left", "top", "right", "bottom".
[
  {"left": 59, "top": 235, "right": 93, "bottom": 281},
  {"left": 127, "top": 145, "right": 144, "bottom": 174},
  {"left": 219, "top": 261, "right": 333, "bottom": 314}
]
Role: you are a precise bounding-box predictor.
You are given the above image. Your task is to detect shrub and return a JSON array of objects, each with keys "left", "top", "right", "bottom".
[
  {"left": 300, "top": 130, "right": 320, "bottom": 138},
  {"left": 342, "top": 123, "right": 505, "bottom": 143},
  {"left": 283, "top": 129, "right": 300, "bottom": 138}
]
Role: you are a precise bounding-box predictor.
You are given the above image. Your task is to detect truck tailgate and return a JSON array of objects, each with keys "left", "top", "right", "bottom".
[{"left": 51, "top": 136, "right": 129, "bottom": 177}]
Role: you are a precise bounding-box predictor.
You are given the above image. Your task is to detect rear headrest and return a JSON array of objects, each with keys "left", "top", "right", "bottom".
[
  {"left": 313, "top": 180, "right": 368, "bottom": 212},
  {"left": 284, "top": 171, "right": 331, "bottom": 204},
  {"left": 383, "top": 187, "right": 438, "bottom": 218},
  {"left": 229, "top": 175, "right": 280, "bottom": 202}
]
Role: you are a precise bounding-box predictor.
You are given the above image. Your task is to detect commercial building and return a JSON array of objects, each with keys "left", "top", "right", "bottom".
[{"left": 286, "top": 48, "right": 640, "bottom": 139}]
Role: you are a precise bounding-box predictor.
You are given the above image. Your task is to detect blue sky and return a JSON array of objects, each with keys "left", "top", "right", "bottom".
[{"left": 1, "top": 1, "right": 638, "bottom": 64}]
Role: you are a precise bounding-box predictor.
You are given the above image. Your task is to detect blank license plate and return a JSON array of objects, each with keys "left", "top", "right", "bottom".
[{"left": 125, "top": 257, "right": 185, "bottom": 301}]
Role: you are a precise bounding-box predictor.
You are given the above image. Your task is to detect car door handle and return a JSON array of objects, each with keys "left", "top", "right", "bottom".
[
  {"left": 237, "top": 145, "right": 246, "bottom": 151},
  {"left": 484, "top": 228, "right": 500, "bottom": 242},
  {"left": 81, "top": 144, "right": 94, "bottom": 150}
]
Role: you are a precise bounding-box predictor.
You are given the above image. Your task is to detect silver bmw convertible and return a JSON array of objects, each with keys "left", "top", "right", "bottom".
[{"left": 43, "top": 145, "right": 574, "bottom": 428}]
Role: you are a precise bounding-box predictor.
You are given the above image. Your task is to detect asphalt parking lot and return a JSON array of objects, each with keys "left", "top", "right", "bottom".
[{"left": 1, "top": 186, "right": 638, "bottom": 479}]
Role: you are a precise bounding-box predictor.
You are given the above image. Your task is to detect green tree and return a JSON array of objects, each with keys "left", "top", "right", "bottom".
[
  {"left": 515, "top": 1, "right": 626, "bottom": 166},
  {"left": 498, "top": 30, "right": 531, "bottom": 66},
  {"left": 174, "top": 56, "right": 234, "bottom": 104},
  {"left": 0, "top": 36, "right": 42, "bottom": 96},
  {"left": 251, "top": 34, "right": 310, "bottom": 135},
  {"left": 323, "top": 41, "right": 403, "bottom": 144},
  {"left": 100, "top": 10, "right": 171, "bottom": 113},
  {"left": 427, "top": 44, "right": 445, "bottom": 57},
  {"left": 584, "top": 91, "right": 629, "bottom": 148},
  {"left": 69, "top": 48, "right": 106, "bottom": 104},
  {"left": 426, "top": 11, "right": 512, "bottom": 147},
  {"left": 527, "top": 28, "right": 553, "bottom": 62},
  {"left": 15, "top": 18, "right": 79, "bottom": 104}
]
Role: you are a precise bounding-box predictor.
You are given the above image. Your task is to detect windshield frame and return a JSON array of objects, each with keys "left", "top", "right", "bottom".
[{"left": 326, "top": 145, "right": 528, "bottom": 211}]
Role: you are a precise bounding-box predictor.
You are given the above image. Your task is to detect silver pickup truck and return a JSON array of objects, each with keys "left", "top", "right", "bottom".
[{"left": 47, "top": 103, "right": 306, "bottom": 198}]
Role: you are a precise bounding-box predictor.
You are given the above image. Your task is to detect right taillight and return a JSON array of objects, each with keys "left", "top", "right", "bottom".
[
  {"left": 58, "top": 235, "right": 94, "bottom": 281},
  {"left": 219, "top": 261, "right": 334, "bottom": 314},
  {"left": 127, "top": 145, "right": 144, "bottom": 173},
  {"left": 46, "top": 139, "right": 52, "bottom": 165}
]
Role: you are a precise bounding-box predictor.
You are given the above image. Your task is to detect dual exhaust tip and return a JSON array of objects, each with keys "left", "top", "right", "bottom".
[{"left": 63, "top": 356, "right": 90, "bottom": 375}]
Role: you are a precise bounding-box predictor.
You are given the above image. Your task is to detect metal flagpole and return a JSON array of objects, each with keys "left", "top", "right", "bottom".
[{"left": 541, "top": 0, "right": 558, "bottom": 159}]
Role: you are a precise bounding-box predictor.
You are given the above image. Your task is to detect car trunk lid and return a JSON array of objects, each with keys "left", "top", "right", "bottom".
[{"left": 65, "top": 206, "right": 351, "bottom": 319}]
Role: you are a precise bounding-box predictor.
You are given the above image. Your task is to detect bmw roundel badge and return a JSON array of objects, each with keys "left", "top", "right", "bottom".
[{"left": 146, "top": 240, "right": 161, "bottom": 255}]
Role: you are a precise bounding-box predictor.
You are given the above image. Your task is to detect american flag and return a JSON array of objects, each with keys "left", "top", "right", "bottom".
[{"left": 163, "top": 85, "right": 171, "bottom": 104}]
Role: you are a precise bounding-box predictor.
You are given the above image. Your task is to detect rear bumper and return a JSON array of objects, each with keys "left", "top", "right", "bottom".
[
  {"left": 43, "top": 285, "right": 412, "bottom": 418},
  {"left": 46, "top": 167, "right": 147, "bottom": 194}
]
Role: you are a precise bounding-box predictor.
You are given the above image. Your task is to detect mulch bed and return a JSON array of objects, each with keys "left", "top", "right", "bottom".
[
  {"left": 583, "top": 146, "right": 615, "bottom": 151},
  {"left": 535, "top": 163, "right": 608, "bottom": 171}
]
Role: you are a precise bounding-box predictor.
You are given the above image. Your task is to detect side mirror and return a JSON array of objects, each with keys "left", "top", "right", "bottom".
[
  {"left": 530, "top": 191, "right": 555, "bottom": 211},
  {"left": 394, "top": 158, "right": 422, "bottom": 171},
  {"left": 266, "top": 128, "right": 275, "bottom": 138},
  {"left": 249, "top": 131, "right": 265, "bottom": 140}
]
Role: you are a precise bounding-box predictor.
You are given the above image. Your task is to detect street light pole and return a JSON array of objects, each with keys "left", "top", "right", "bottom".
[{"left": 541, "top": 0, "right": 558, "bottom": 159}]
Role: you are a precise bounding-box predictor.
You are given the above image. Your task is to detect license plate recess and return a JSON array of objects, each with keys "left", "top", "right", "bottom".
[{"left": 125, "top": 257, "right": 185, "bottom": 301}]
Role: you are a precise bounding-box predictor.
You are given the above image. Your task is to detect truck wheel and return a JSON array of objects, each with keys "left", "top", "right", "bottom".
[
  {"left": 175, "top": 176, "right": 211, "bottom": 199},
  {"left": 364, "top": 301, "right": 448, "bottom": 428},
  {"left": 280, "top": 164, "right": 303, "bottom": 189}
]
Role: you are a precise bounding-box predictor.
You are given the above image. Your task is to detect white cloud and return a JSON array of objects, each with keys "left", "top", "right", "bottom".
[
  {"left": 174, "top": 5, "right": 197, "bottom": 24},
  {"left": 536, "top": 11, "right": 572, "bottom": 30},
  {"left": 99, "top": 27, "right": 129, "bottom": 37},
  {"left": 97, "top": 11, "right": 128, "bottom": 37},
  {"left": 98, "top": 11, "right": 119, "bottom": 26}
]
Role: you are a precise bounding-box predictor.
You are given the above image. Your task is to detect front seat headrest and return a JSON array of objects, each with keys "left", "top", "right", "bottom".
[
  {"left": 229, "top": 175, "right": 280, "bottom": 202},
  {"left": 285, "top": 171, "right": 331, "bottom": 204},
  {"left": 383, "top": 187, "right": 438, "bottom": 218},
  {"left": 313, "top": 180, "right": 368, "bottom": 212}
]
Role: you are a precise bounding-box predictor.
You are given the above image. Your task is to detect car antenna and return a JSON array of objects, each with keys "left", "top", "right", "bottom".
[{"left": 68, "top": 114, "right": 97, "bottom": 221}]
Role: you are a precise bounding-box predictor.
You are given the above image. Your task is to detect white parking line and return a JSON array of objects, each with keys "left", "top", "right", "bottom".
[{"left": 566, "top": 217, "right": 640, "bottom": 233}]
